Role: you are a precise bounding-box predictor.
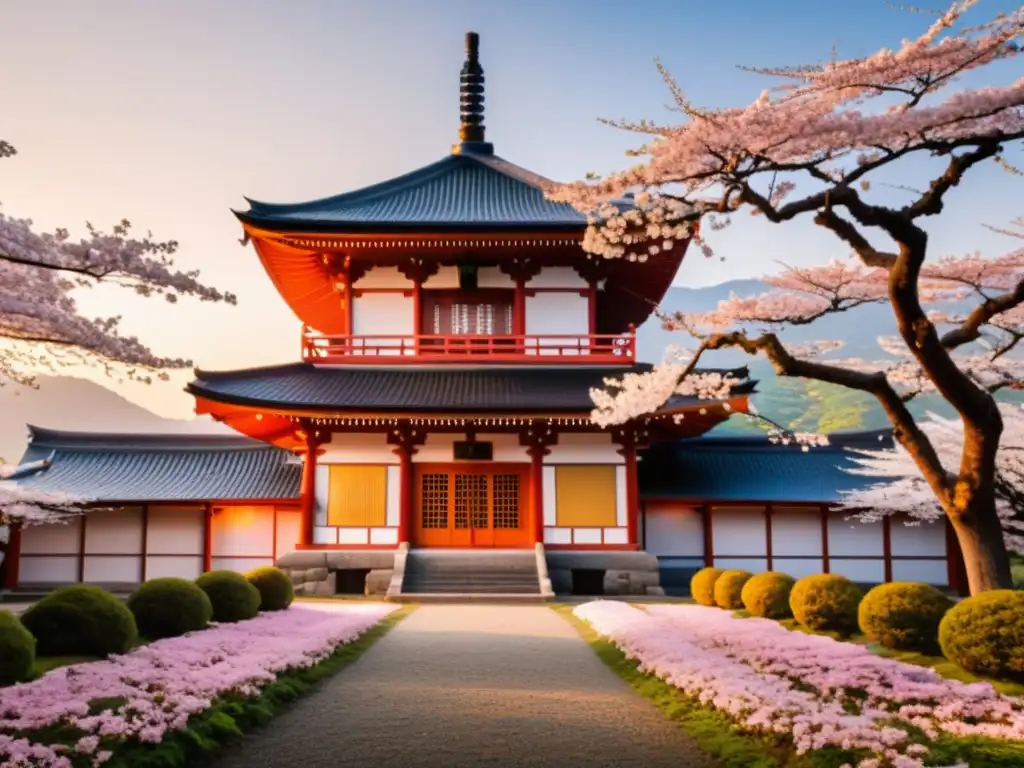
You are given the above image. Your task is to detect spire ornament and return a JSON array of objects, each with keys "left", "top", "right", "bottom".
[{"left": 453, "top": 32, "right": 493, "bottom": 155}]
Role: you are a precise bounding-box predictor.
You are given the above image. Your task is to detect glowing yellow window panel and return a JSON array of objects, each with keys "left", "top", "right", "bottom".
[
  {"left": 555, "top": 465, "right": 617, "bottom": 527},
  {"left": 327, "top": 465, "right": 387, "bottom": 527}
]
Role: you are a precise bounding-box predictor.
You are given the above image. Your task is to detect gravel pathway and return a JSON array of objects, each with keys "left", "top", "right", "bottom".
[{"left": 210, "top": 604, "right": 712, "bottom": 768}]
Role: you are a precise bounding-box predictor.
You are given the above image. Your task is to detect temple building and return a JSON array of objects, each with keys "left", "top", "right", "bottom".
[{"left": 1, "top": 34, "right": 965, "bottom": 598}]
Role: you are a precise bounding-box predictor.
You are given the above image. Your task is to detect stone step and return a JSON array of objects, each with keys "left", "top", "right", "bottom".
[
  {"left": 388, "top": 593, "right": 550, "bottom": 604},
  {"left": 404, "top": 577, "right": 539, "bottom": 588}
]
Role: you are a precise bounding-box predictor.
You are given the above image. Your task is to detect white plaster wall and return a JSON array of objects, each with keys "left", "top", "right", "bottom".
[
  {"left": 19, "top": 556, "right": 78, "bottom": 584},
  {"left": 146, "top": 555, "right": 203, "bottom": 580},
  {"left": 415, "top": 433, "right": 528, "bottom": 463},
  {"left": 146, "top": 507, "right": 204, "bottom": 555},
  {"left": 525, "top": 293, "right": 589, "bottom": 346},
  {"left": 713, "top": 556, "right": 769, "bottom": 572},
  {"left": 771, "top": 557, "right": 825, "bottom": 579},
  {"left": 275, "top": 509, "right": 302, "bottom": 559},
  {"left": 643, "top": 504, "right": 703, "bottom": 557},
  {"left": 615, "top": 465, "right": 628, "bottom": 527},
  {"left": 542, "top": 466, "right": 557, "bottom": 526},
  {"left": 353, "top": 266, "right": 412, "bottom": 289},
  {"left": 321, "top": 433, "right": 397, "bottom": 464},
  {"left": 478, "top": 267, "right": 515, "bottom": 288},
  {"left": 528, "top": 266, "right": 588, "bottom": 289},
  {"left": 83, "top": 555, "right": 141, "bottom": 583},
  {"left": 211, "top": 556, "right": 273, "bottom": 574},
  {"left": 890, "top": 517, "right": 946, "bottom": 557},
  {"left": 84, "top": 508, "right": 143, "bottom": 554},
  {"left": 545, "top": 433, "right": 622, "bottom": 464},
  {"left": 21, "top": 518, "right": 81, "bottom": 554},
  {"left": 211, "top": 506, "right": 274, "bottom": 558},
  {"left": 351, "top": 293, "right": 415, "bottom": 344},
  {"left": 828, "top": 515, "right": 884, "bottom": 556},
  {"left": 422, "top": 266, "right": 459, "bottom": 289},
  {"left": 385, "top": 466, "right": 402, "bottom": 526},
  {"left": 892, "top": 559, "right": 948, "bottom": 585},
  {"left": 830, "top": 558, "right": 886, "bottom": 583},
  {"left": 543, "top": 528, "right": 572, "bottom": 545},
  {"left": 770, "top": 507, "right": 823, "bottom": 556},
  {"left": 710, "top": 506, "right": 767, "bottom": 556}
]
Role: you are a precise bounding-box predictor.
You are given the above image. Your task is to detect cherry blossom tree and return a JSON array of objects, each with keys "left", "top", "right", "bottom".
[
  {"left": 0, "top": 138, "right": 236, "bottom": 386},
  {"left": 549, "top": 1, "right": 1024, "bottom": 593},
  {"left": 837, "top": 403, "right": 1024, "bottom": 553}
]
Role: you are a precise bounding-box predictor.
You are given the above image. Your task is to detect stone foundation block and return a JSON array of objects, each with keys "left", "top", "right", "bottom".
[
  {"left": 365, "top": 569, "right": 392, "bottom": 595},
  {"left": 312, "top": 572, "right": 337, "bottom": 596},
  {"left": 325, "top": 551, "right": 396, "bottom": 570},
  {"left": 276, "top": 551, "right": 328, "bottom": 570}
]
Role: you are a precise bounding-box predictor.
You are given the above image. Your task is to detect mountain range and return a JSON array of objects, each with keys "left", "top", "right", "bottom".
[{"left": 1, "top": 278, "right": 1012, "bottom": 462}]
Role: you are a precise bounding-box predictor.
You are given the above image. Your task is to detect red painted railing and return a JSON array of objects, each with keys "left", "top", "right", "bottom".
[{"left": 301, "top": 327, "right": 636, "bottom": 364}]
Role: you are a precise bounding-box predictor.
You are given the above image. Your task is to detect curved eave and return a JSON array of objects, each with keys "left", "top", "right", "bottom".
[
  {"left": 597, "top": 238, "right": 690, "bottom": 332},
  {"left": 234, "top": 209, "right": 586, "bottom": 234},
  {"left": 644, "top": 394, "right": 751, "bottom": 442}
]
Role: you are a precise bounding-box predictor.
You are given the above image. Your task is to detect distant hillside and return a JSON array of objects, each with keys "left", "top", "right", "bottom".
[
  {"left": 0, "top": 376, "right": 231, "bottom": 465},
  {"left": 638, "top": 280, "right": 1019, "bottom": 435}
]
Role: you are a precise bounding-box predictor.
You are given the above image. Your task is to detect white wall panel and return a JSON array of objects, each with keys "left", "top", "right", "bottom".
[
  {"left": 415, "top": 433, "right": 528, "bottom": 463},
  {"left": 828, "top": 516, "right": 884, "bottom": 556},
  {"left": 315, "top": 464, "right": 329, "bottom": 525},
  {"left": 528, "top": 266, "right": 588, "bottom": 289},
  {"left": 544, "top": 527, "right": 572, "bottom": 545},
  {"left": 713, "top": 556, "right": 768, "bottom": 572},
  {"left": 321, "top": 433, "right": 397, "bottom": 464},
  {"left": 313, "top": 526, "right": 338, "bottom": 545},
  {"left": 211, "top": 506, "right": 274, "bottom": 558},
  {"left": 546, "top": 433, "right": 621, "bottom": 464},
  {"left": 890, "top": 518, "right": 946, "bottom": 557},
  {"left": 572, "top": 528, "right": 603, "bottom": 545},
  {"left": 84, "top": 508, "right": 143, "bottom": 554},
  {"left": 644, "top": 504, "right": 704, "bottom": 557},
  {"left": 421, "top": 266, "right": 459, "bottom": 289},
  {"left": 525, "top": 293, "right": 589, "bottom": 342},
  {"left": 21, "top": 518, "right": 81, "bottom": 554},
  {"left": 892, "top": 559, "right": 948, "bottom": 585},
  {"left": 83, "top": 555, "right": 141, "bottom": 583},
  {"left": 19, "top": 556, "right": 78, "bottom": 583},
  {"left": 369, "top": 527, "right": 398, "bottom": 545},
  {"left": 145, "top": 555, "right": 203, "bottom": 580},
  {"left": 770, "top": 507, "right": 823, "bottom": 556},
  {"left": 830, "top": 558, "right": 885, "bottom": 583},
  {"left": 385, "top": 466, "right": 402, "bottom": 526},
  {"left": 275, "top": 509, "right": 302, "bottom": 559},
  {"left": 477, "top": 267, "right": 515, "bottom": 288},
  {"left": 354, "top": 266, "right": 413, "bottom": 289},
  {"left": 603, "top": 527, "right": 629, "bottom": 545},
  {"left": 711, "top": 506, "right": 767, "bottom": 556},
  {"left": 147, "top": 507, "right": 204, "bottom": 555},
  {"left": 338, "top": 527, "right": 369, "bottom": 545},
  {"left": 211, "top": 557, "right": 273, "bottom": 574},
  {"left": 615, "top": 466, "right": 628, "bottom": 526},
  {"left": 771, "top": 558, "right": 825, "bottom": 579},
  {"left": 352, "top": 293, "right": 415, "bottom": 341},
  {"left": 542, "top": 466, "right": 557, "bottom": 526}
]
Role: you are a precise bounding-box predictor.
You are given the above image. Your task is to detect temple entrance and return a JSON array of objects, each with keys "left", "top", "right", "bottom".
[{"left": 413, "top": 464, "right": 532, "bottom": 547}]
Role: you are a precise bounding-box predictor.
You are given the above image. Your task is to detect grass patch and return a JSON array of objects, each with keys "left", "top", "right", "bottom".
[
  {"left": 29, "top": 655, "right": 99, "bottom": 679},
  {"left": 552, "top": 604, "right": 790, "bottom": 768},
  {"left": 12, "top": 606, "right": 412, "bottom": 768}
]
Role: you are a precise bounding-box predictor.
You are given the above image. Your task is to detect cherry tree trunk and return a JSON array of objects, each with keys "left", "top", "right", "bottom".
[{"left": 948, "top": 492, "right": 1013, "bottom": 595}]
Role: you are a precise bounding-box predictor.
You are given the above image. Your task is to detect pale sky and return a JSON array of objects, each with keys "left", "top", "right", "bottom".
[{"left": 1, "top": 0, "right": 1021, "bottom": 418}]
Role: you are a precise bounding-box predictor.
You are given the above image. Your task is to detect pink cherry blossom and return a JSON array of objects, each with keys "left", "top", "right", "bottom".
[{"left": 0, "top": 602, "right": 395, "bottom": 766}]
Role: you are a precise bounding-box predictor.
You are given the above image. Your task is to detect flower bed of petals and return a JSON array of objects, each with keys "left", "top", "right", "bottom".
[
  {"left": 574, "top": 601, "right": 1024, "bottom": 768},
  {"left": 0, "top": 602, "right": 397, "bottom": 767}
]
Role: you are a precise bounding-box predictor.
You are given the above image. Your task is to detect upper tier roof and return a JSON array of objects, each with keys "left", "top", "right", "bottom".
[{"left": 235, "top": 153, "right": 592, "bottom": 232}]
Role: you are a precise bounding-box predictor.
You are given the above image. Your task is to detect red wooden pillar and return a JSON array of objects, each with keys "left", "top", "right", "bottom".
[
  {"left": 397, "top": 443, "right": 415, "bottom": 544},
  {"left": 820, "top": 505, "right": 830, "bottom": 574},
  {"left": 614, "top": 434, "right": 641, "bottom": 548},
  {"left": 527, "top": 445, "right": 549, "bottom": 544},
  {"left": 203, "top": 503, "right": 213, "bottom": 573},
  {"left": 882, "top": 515, "right": 893, "bottom": 582},
  {"left": 514, "top": 278, "right": 526, "bottom": 336},
  {"left": 2, "top": 523, "right": 22, "bottom": 590},
  {"left": 299, "top": 431, "right": 319, "bottom": 547}
]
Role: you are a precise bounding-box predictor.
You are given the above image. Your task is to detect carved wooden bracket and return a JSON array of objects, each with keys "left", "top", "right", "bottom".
[
  {"left": 398, "top": 258, "right": 440, "bottom": 285},
  {"left": 499, "top": 257, "right": 543, "bottom": 283},
  {"left": 611, "top": 423, "right": 651, "bottom": 452},
  {"left": 572, "top": 258, "right": 609, "bottom": 285},
  {"left": 387, "top": 422, "right": 428, "bottom": 455},
  {"left": 519, "top": 421, "right": 559, "bottom": 455}
]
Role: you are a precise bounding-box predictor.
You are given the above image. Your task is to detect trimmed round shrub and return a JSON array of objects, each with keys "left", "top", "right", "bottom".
[
  {"left": 690, "top": 567, "right": 725, "bottom": 607},
  {"left": 246, "top": 566, "right": 294, "bottom": 612},
  {"left": 714, "top": 569, "right": 754, "bottom": 610},
  {"left": 20, "top": 585, "right": 136, "bottom": 657},
  {"left": 789, "top": 574, "right": 863, "bottom": 633},
  {"left": 128, "top": 578, "right": 213, "bottom": 640},
  {"left": 0, "top": 611, "right": 35, "bottom": 685},
  {"left": 858, "top": 581, "right": 953, "bottom": 653},
  {"left": 939, "top": 589, "right": 1024, "bottom": 681},
  {"left": 196, "top": 570, "right": 261, "bottom": 623},
  {"left": 741, "top": 572, "right": 796, "bottom": 619}
]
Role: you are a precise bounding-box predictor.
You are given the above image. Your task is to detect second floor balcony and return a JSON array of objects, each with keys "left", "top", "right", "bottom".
[{"left": 301, "top": 327, "right": 636, "bottom": 365}]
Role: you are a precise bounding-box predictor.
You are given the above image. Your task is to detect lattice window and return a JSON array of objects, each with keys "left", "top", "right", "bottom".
[
  {"left": 420, "top": 473, "right": 449, "bottom": 529},
  {"left": 492, "top": 474, "right": 520, "bottom": 530},
  {"left": 455, "top": 474, "right": 489, "bottom": 529}
]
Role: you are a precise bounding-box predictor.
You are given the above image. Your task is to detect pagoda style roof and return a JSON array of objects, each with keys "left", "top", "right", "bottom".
[
  {"left": 235, "top": 153, "right": 591, "bottom": 232},
  {"left": 188, "top": 362, "right": 756, "bottom": 414},
  {"left": 12, "top": 426, "right": 300, "bottom": 502},
  {"left": 640, "top": 430, "right": 895, "bottom": 504}
]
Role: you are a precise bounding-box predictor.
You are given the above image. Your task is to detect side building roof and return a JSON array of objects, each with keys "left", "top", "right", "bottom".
[
  {"left": 639, "top": 430, "right": 895, "bottom": 504},
  {"left": 11, "top": 426, "right": 300, "bottom": 503}
]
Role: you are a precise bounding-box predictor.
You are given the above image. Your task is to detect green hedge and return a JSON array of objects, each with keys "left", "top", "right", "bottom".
[
  {"left": 196, "top": 570, "right": 261, "bottom": 623},
  {"left": 20, "top": 585, "right": 137, "bottom": 657},
  {"left": 789, "top": 574, "right": 862, "bottom": 634},
  {"left": 246, "top": 566, "right": 294, "bottom": 611},
  {"left": 690, "top": 567, "right": 725, "bottom": 607},
  {"left": 0, "top": 610, "right": 35, "bottom": 685},
  {"left": 128, "top": 578, "right": 213, "bottom": 639},
  {"left": 741, "top": 572, "right": 796, "bottom": 619},
  {"left": 939, "top": 589, "right": 1024, "bottom": 682},
  {"left": 858, "top": 581, "right": 953, "bottom": 653},
  {"left": 713, "top": 569, "right": 753, "bottom": 610}
]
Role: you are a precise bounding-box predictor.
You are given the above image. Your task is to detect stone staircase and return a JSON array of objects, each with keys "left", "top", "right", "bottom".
[{"left": 397, "top": 549, "right": 547, "bottom": 602}]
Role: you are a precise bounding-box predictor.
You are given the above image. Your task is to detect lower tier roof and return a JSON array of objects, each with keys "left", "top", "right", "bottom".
[
  {"left": 188, "top": 363, "right": 757, "bottom": 413},
  {"left": 12, "top": 425, "right": 891, "bottom": 505}
]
